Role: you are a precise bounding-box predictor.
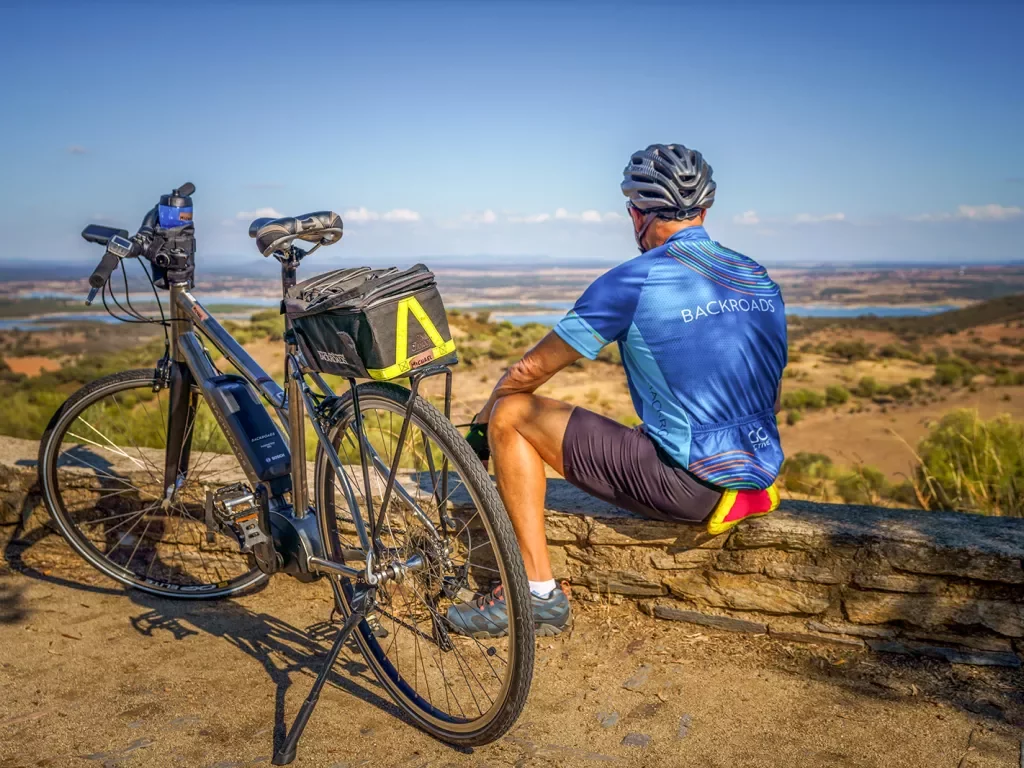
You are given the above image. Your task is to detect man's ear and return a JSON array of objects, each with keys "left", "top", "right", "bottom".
[{"left": 699, "top": 209, "right": 708, "bottom": 224}]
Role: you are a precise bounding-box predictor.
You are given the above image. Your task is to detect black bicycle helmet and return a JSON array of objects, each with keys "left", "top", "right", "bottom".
[{"left": 621, "top": 143, "right": 716, "bottom": 219}]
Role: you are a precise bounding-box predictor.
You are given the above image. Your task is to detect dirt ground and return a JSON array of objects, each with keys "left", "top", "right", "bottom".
[
  {"left": 2, "top": 524, "right": 1023, "bottom": 768},
  {"left": 1, "top": 357, "right": 61, "bottom": 377}
]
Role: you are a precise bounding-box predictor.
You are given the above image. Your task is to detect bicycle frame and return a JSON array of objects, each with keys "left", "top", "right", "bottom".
[{"left": 161, "top": 261, "right": 453, "bottom": 586}]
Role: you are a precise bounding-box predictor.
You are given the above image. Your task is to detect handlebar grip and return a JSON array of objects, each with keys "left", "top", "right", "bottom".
[
  {"left": 176, "top": 182, "right": 195, "bottom": 196},
  {"left": 89, "top": 250, "right": 121, "bottom": 289}
]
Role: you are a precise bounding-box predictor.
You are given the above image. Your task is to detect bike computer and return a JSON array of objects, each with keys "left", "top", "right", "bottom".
[{"left": 106, "top": 234, "right": 134, "bottom": 259}]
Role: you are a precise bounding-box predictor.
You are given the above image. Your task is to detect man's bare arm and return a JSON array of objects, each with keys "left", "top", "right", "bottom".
[{"left": 474, "top": 332, "right": 582, "bottom": 424}]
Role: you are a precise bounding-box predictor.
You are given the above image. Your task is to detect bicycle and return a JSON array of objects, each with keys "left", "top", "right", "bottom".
[{"left": 37, "top": 183, "right": 534, "bottom": 764}]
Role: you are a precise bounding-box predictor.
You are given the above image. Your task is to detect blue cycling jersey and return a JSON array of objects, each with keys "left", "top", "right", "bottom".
[{"left": 554, "top": 226, "right": 787, "bottom": 490}]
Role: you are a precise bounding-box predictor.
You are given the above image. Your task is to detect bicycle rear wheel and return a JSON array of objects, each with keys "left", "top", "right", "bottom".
[
  {"left": 38, "top": 369, "right": 267, "bottom": 598},
  {"left": 314, "top": 382, "right": 534, "bottom": 746}
]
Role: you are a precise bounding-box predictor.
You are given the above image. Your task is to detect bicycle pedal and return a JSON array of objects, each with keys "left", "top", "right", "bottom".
[{"left": 209, "top": 483, "right": 270, "bottom": 553}]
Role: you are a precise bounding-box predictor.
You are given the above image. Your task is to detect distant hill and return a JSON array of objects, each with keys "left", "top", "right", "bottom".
[{"left": 789, "top": 294, "right": 1024, "bottom": 336}]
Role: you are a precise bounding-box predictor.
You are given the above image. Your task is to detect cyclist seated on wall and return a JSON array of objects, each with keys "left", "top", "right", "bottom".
[{"left": 449, "top": 144, "right": 788, "bottom": 638}]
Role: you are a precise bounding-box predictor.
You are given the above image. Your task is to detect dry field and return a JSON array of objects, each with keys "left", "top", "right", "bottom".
[{"left": 3, "top": 521, "right": 1023, "bottom": 768}]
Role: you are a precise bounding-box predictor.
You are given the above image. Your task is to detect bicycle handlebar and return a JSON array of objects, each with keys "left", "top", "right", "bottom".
[{"left": 81, "top": 182, "right": 196, "bottom": 303}]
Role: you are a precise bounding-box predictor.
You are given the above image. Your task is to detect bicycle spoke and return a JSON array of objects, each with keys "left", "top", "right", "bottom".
[
  {"left": 109, "top": 393, "right": 164, "bottom": 478},
  {"left": 67, "top": 424, "right": 146, "bottom": 470}
]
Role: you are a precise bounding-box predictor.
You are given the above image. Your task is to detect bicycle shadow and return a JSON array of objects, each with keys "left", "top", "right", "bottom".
[
  {"left": 4, "top": 447, "right": 131, "bottom": 599},
  {"left": 8, "top": 446, "right": 414, "bottom": 754},
  {"left": 125, "top": 588, "right": 414, "bottom": 756}
]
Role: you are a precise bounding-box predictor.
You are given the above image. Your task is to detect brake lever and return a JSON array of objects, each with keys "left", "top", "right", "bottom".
[{"left": 85, "top": 234, "right": 139, "bottom": 305}]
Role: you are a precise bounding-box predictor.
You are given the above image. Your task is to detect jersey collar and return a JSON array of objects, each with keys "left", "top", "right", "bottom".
[{"left": 665, "top": 225, "right": 710, "bottom": 243}]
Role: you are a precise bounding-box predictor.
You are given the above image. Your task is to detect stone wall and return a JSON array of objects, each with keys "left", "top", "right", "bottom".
[
  {"left": 4, "top": 441, "right": 1023, "bottom": 667},
  {"left": 538, "top": 489, "right": 1024, "bottom": 667}
]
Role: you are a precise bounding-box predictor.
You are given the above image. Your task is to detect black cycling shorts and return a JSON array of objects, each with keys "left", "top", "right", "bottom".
[{"left": 561, "top": 407, "right": 722, "bottom": 523}]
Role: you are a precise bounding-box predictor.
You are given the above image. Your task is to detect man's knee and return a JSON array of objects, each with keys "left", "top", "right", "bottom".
[{"left": 488, "top": 393, "right": 537, "bottom": 439}]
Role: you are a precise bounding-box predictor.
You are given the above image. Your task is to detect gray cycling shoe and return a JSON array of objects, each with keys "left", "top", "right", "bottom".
[{"left": 446, "top": 584, "right": 572, "bottom": 639}]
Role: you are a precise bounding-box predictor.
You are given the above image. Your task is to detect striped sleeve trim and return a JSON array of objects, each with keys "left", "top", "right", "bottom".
[{"left": 554, "top": 310, "right": 608, "bottom": 360}]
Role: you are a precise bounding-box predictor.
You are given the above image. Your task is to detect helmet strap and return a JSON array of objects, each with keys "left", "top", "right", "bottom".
[{"left": 634, "top": 211, "right": 659, "bottom": 252}]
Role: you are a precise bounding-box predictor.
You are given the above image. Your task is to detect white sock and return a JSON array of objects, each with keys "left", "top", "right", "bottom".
[{"left": 529, "top": 579, "right": 557, "bottom": 598}]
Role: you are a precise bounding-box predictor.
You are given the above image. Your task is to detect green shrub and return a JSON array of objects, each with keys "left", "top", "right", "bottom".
[
  {"left": 994, "top": 371, "right": 1024, "bottom": 386},
  {"left": 854, "top": 376, "right": 879, "bottom": 398},
  {"left": 908, "top": 377, "right": 924, "bottom": 390},
  {"left": 932, "top": 362, "right": 960, "bottom": 386},
  {"left": 458, "top": 345, "right": 483, "bottom": 365},
  {"left": 781, "top": 388, "right": 825, "bottom": 411},
  {"left": 778, "top": 452, "right": 832, "bottom": 494},
  {"left": 827, "top": 340, "right": 874, "bottom": 362},
  {"left": 834, "top": 466, "right": 889, "bottom": 505},
  {"left": 597, "top": 345, "right": 621, "bottom": 365},
  {"left": 786, "top": 410, "right": 802, "bottom": 426},
  {"left": 878, "top": 343, "right": 919, "bottom": 361},
  {"left": 915, "top": 409, "right": 1024, "bottom": 516},
  {"left": 825, "top": 384, "right": 850, "bottom": 406},
  {"left": 932, "top": 357, "right": 978, "bottom": 387},
  {"left": 888, "top": 384, "right": 912, "bottom": 401},
  {"left": 488, "top": 339, "right": 512, "bottom": 360}
]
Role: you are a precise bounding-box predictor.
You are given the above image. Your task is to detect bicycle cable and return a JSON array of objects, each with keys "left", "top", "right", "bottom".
[{"left": 98, "top": 257, "right": 174, "bottom": 357}]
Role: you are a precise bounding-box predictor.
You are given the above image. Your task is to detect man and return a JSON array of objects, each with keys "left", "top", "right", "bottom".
[{"left": 448, "top": 144, "right": 787, "bottom": 637}]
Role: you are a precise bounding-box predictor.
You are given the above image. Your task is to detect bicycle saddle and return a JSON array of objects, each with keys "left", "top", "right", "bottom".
[{"left": 248, "top": 211, "right": 344, "bottom": 257}]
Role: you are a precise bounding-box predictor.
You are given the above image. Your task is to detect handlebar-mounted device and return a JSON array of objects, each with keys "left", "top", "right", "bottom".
[
  {"left": 81, "top": 181, "right": 198, "bottom": 303},
  {"left": 144, "top": 182, "right": 197, "bottom": 289}
]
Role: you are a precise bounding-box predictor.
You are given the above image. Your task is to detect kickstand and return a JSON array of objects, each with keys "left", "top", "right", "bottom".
[{"left": 272, "top": 585, "right": 372, "bottom": 765}]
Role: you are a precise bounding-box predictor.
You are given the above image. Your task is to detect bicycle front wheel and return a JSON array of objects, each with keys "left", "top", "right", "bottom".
[
  {"left": 314, "top": 382, "right": 534, "bottom": 746},
  {"left": 38, "top": 369, "right": 267, "bottom": 598}
]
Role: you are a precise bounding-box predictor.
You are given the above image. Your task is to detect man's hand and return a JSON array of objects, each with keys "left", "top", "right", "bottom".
[{"left": 465, "top": 422, "right": 490, "bottom": 465}]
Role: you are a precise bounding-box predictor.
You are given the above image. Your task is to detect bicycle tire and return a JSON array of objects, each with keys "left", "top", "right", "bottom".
[
  {"left": 314, "top": 382, "right": 534, "bottom": 745},
  {"left": 38, "top": 368, "right": 268, "bottom": 598}
]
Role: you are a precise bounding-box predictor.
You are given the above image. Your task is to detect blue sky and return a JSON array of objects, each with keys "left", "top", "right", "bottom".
[{"left": 1, "top": 0, "right": 1022, "bottom": 267}]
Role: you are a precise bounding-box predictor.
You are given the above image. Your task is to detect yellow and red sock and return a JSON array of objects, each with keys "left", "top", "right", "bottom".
[{"left": 706, "top": 483, "right": 780, "bottom": 536}]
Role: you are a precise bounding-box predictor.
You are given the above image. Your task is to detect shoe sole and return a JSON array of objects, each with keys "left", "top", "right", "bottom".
[{"left": 465, "top": 618, "right": 572, "bottom": 640}]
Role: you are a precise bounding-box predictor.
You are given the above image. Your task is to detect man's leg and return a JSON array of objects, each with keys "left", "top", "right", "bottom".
[{"left": 486, "top": 393, "right": 573, "bottom": 582}]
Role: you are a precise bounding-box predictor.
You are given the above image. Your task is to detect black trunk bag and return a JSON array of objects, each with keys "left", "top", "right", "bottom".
[{"left": 284, "top": 264, "right": 457, "bottom": 379}]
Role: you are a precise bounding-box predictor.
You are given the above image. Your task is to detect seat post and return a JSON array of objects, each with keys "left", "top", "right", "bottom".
[{"left": 279, "top": 247, "right": 304, "bottom": 333}]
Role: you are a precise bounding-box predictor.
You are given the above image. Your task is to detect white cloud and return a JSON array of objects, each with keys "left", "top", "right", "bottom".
[
  {"left": 344, "top": 206, "right": 376, "bottom": 222},
  {"left": 907, "top": 203, "right": 1022, "bottom": 223},
  {"left": 956, "top": 204, "right": 1022, "bottom": 221},
  {"left": 510, "top": 208, "right": 620, "bottom": 224},
  {"left": 236, "top": 207, "right": 282, "bottom": 220},
  {"left": 67, "top": 144, "right": 88, "bottom": 155},
  {"left": 462, "top": 210, "right": 498, "bottom": 224},
  {"left": 793, "top": 212, "right": 846, "bottom": 224},
  {"left": 732, "top": 210, "right": 843, "bottom": 226},
  {"left": 509, "top": 212, "right": 552, "bottom": 223},
  {"left": 381, "top": 208, "right": 421, "bottom": 222},
  {"left": 343, "top": 207, "right": 421, "bottom": 222}
]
